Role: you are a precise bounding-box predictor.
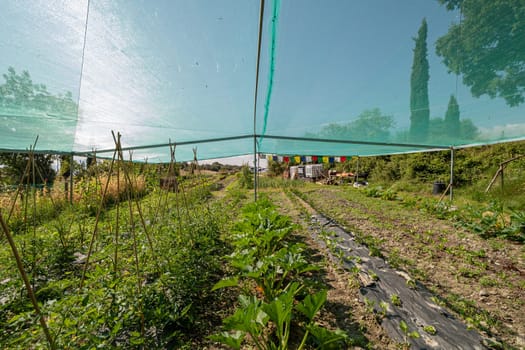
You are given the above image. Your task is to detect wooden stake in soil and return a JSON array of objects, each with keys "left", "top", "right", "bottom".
[
  {"left": 0, "top": 211, "right": 56, "bottom": 350},
  {"left": 80, "top": 146, "right": 118, "bottom": 288},
  {"left": 114, "top": 134, "right": 121, "bottom": 275},
  {"left": 114, "top": 132, "right": 145, "bottom": 338},
  {"left": 485, "top": 154, "right": 524, "bottom": 193}
]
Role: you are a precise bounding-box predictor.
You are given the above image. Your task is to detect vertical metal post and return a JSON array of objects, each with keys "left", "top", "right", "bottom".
[
  {"left": 252, "top": 0, "right": 265, "bottom": 202},
  {"left": 253, "top": 145, "right": 258, "bottom": 201},
  {"left": 449, "top": 147, "right": 454, "bottom": 201},
  {"left": 69, "top": 153, "right": 74, "bottom": 204},
  {"left": 356, "top": 157, "right": 360, "bottom": 183}
]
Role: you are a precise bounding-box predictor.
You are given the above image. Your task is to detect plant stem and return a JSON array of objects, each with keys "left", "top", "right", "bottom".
[{"left": 297, "top": 329, "right": 310, "bottom": 350}]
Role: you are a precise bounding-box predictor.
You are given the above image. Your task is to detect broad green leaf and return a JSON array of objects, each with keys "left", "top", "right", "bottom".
[
  {"left": 306, "top": 324, "right": 348, "bottom": 349},
  {"left": 295, "top": 289, "right": 327, "bottom": 322},
  {"left": 209, "top": 331, "right": 245, "bottom": 350},
  {"left": 211, "top": 277, "right": 239, "bottom": 291},
  {"left": 399, "top": 320, "right": 409, "bottom": 334}
]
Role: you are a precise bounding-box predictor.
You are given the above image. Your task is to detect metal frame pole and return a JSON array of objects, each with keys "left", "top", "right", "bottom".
[
  {"left": 69, "top": 153, "right": 74, "bottom": 204},
  {"left": 450, "top": 147, "right": 454, "bottom": 201},
  {"left": 252, "top": 0, "right": 265, "bottom": 202}
]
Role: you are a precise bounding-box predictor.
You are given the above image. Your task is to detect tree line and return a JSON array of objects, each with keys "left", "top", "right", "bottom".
[{"left": 311, "top": 0, "right": 524, "bottom": 145}]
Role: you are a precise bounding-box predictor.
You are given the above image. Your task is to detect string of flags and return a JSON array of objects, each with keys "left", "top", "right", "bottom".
[{"left": 262, "top": 154, "right": 351, "bottom": 164}]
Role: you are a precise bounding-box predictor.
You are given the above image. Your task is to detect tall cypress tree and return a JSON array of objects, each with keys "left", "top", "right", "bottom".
[
  {"left": 444, "top": 94, "right": 460, "bottom": 138},
  {"left": 409, "top": 18, "right": 430, "bottom": 142}
]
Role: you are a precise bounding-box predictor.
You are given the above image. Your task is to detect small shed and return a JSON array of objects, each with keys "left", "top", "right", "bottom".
[{"left": 305, "top": 164, "right": 323, "bottom": 180}]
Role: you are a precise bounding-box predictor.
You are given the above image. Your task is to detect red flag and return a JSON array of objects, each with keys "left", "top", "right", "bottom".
[
  {"left": 340, "top": 156, "right": 346, "bottom": 162},
  {"left": 284, "top": 156, "right": 290, "bottom": 163}
]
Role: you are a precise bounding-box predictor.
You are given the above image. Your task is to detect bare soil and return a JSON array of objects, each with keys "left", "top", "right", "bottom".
[
  {"left": 265, "top": 188, "right": 399, "bottom": 349},
  {"left": 204, "top": 177, "right": 523, "bottom": 348},
  {"left": 284, "top": 184, "right": 525, "bottom": 349}
]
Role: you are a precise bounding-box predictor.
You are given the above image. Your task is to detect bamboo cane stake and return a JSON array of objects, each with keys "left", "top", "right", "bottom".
[
  {"left": 113, "top": 134, "right": 145, "bottom": 338},
  {"left": 111, "top": 132, "right": 159, "bottom": 269},
  {"left": 114, "top": 134, "right": 121, "bottom": 275},
  {"left": 80, "top": 147, "right": 118, "bottom": 288},
  {"left": 0, "top": 211, "right": 56, "bottom": 349},
  {"left": 5, "top": 137, "right": 39, "bottom": 222},
  {"left": 172, "top": 147, "right": 183, "bottom": 235}
]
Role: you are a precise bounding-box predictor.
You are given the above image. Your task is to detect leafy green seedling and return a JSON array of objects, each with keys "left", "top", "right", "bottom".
[
  {"left": 364, "top": 297, "right": 375, "bottom": 313},
  {"left": 390, "top": 294, "right": 402, "bottom": 307},
  {"left": 378, "top": 301, "right": 389, "bottom": 318},
  {"left": 400, "top": 320, "right": 409, "bottom": 334},
  {"left": 423, "top": 325, "right": 437, "bottom": 335},
  {"left": 370, "top": 271, "right": 379, "bottom": 281},
  {"left": 406, "top": 279, "right": 417, "bottom": 289},
  {"left": 399, "top": 320, "right": 420, "bottom": 343}
]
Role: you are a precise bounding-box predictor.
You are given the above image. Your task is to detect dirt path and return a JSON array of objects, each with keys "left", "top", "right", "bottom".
[{"left": 264, "top": 188, "right": 399, "bottom": 349}]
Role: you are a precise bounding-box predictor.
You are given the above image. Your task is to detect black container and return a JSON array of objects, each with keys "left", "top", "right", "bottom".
[{"left": 432, "top": 181, "right": 447, "bottom": 195}]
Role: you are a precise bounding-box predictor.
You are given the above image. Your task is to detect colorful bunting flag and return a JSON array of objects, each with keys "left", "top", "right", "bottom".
[{"left": 265, "top": 154, "right": 352, "bottom": 164}]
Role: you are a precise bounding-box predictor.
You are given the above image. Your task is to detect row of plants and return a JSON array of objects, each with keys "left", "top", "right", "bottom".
[
  {"left": 360, "top": 184, "right": 525, "bottom": 242},
  {"left": 211, "top": 197, "right": 348, "bottom": 349},
  {"left": 0, "top": 171, "right": 232, "bottom": 348},
  {"left": 291, "top": 183, "right": 523, "bottom": 348}
]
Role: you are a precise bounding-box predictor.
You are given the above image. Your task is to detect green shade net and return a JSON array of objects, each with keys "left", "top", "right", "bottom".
[{"left": 1, "top": 0, "right": 524, "bottom": 162}]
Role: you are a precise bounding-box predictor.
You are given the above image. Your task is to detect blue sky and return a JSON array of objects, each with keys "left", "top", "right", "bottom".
[
  {"left": 258, "top": 0, "right": 522, "bottom": 134},
  {"left": 0, "top": 0, "right": 523, "bottom": 160}
]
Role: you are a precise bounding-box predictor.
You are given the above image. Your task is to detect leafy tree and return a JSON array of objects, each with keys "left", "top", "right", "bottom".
[
  {"left": 427, "top": 94, "right": 477, "bottom": 144},
  {"left": 428, "top": 117, "right": 448, "bottom": 142},
  {"left": 436, "top": 0, "right": 525, "bottom": 106},
  {"left": 267, "top": 159, "right": 287, "bottom": 177},
  {"left": 0, "top": 67, "right": 77, "bottom": 184},
  {"left": 0, "top": 153, "right": 56, "bottom": 185},
  {"left": 459, "top": 119, "right": 479, "bottom": 140},
  {"left": 409, "top": 18, "right": 430, "bottom": 142},
  {"left": 313, "top": 108, "right": 394, "bottom": 141},
  {"left": 444, "top": 94, "right": 460, "bottom": 138},
  {"left": 0, "top": 67, "right": 77, "bottom": 114},
  {"left": 427, "top": 116, "right": 478, "bottom": 143}
]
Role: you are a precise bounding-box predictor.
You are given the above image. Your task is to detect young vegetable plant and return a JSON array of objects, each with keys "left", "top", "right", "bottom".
[
  {"left": 399, "top": 320, "right": 420, "bottom": 344},
  {"left": 212, "top": 198, "right": 348, "bottom": 349}
]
